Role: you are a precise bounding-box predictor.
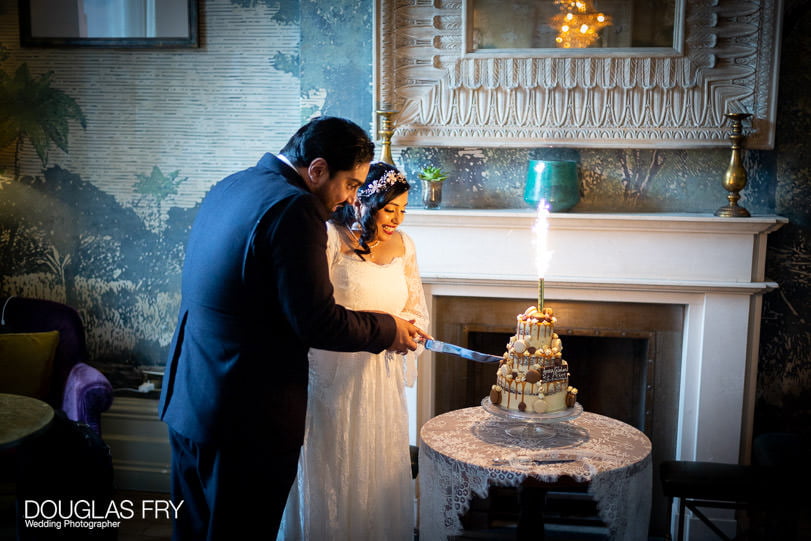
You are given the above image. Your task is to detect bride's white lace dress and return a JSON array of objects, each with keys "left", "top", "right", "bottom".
[{"left": 277, "top": 222, "right": 430, "bottom": 540}]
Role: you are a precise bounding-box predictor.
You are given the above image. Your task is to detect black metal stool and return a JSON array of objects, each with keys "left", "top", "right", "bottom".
[
  {"left": 661, "top": 433, "right": 811, "bottom": 540},
  {"left": 660, "top": 460, "right": 761, "bottom": 541}
]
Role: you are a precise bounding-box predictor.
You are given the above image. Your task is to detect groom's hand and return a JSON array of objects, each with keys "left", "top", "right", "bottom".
[{"left": 388, "top": 316, "right": 431, "bottom": 355}]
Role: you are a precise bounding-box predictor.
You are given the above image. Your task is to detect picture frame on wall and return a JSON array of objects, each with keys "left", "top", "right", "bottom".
[{"left": 19, "top": 0, "right": 199, "bottom": 48}]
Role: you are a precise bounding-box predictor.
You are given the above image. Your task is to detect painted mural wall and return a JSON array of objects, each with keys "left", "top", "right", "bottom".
[
  {"left": 0, "top": 0, "right": 808, "bottom": 438},
  {"left": 0, "top": 0, "right": 306, "bottom": 384},
  {"left": 755, "top": 0, "right": 811, "bottom": 437}
]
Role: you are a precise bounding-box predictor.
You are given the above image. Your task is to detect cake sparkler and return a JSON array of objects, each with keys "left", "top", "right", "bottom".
[{"left": 533, "top": 200, "right": 553, "bottom": 310}]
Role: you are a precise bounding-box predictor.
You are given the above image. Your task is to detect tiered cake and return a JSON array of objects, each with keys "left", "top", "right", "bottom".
[{"left": 489, "top": 306, "right": 578, "bottom": 413}]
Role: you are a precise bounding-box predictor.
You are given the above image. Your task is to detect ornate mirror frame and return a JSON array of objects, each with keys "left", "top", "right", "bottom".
[{"left": 373, "top": 0, "right": 783, "bottom": 149}]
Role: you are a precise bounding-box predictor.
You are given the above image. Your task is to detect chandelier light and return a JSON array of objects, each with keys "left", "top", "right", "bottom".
[{"left": 551, "top": 0, "right": 612, "bottom": 48}]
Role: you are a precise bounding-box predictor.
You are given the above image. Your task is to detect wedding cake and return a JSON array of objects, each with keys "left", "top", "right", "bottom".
[{"left": 489, "top": 306, "right": 578, "bottom": 413}]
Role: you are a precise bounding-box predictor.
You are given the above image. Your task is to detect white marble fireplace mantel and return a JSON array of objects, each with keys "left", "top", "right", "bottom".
[{"left": 402, "top": 209, "right": 787, "bottom": 470}]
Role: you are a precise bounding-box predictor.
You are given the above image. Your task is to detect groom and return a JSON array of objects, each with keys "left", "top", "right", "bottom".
[{"left": 159, "top": 116, "right": 427, "bottom": 540}]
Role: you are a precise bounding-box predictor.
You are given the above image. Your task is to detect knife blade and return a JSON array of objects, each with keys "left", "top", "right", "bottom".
[{"left": 423, "top": 339, "right": 503, "bottom": 364}]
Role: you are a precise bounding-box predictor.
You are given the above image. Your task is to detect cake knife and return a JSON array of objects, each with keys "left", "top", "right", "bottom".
[{"left": 422, "top": 339, "right": 503, "bottom": 364}]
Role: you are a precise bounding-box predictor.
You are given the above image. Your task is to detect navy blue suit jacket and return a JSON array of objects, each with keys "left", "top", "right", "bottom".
[{"left": 158, "top": 153, "right": 395, "bottom": 450}]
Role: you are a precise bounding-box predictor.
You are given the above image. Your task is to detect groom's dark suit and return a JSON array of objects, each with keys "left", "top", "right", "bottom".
[{"left": 158, "top": 153, "right": 395, "bottom": 539}]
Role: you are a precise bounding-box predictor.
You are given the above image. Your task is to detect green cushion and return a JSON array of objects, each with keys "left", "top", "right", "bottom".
[{"left": 0, "top": 330, "right": 59, "bottom": 399}]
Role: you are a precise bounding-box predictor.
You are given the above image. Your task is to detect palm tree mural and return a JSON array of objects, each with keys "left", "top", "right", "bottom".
[
  {"left": 0, "top": 63, "right": 86, "bottom": 178},
  {"left": 133, "top": 166, "right": 189, "bottom": 234}
]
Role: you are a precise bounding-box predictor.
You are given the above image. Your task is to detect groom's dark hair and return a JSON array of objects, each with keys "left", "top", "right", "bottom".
[{"left": 281, "top": 116, "right": 375, "bottom": 176}]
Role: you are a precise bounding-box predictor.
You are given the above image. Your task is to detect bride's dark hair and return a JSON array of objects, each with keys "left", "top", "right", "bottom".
[{"left": 331, "top": 161, "right": 410, "bottom": 259}]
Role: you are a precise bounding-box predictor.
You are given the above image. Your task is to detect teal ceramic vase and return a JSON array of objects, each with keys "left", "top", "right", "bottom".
[{"left": 523, "top": 160, "right": 580, "bottom": 212}]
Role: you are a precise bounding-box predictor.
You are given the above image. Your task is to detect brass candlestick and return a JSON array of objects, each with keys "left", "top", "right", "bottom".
[
  {"left": 715, "top": 112, "right": 752, "bottom": 217},
  {"left": 376, "top": 110, "right": 398, "bottom": 165}
]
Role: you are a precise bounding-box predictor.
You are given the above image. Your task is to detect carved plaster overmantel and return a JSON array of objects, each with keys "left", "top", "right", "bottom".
[{"left": 373, "top": 0, "right": 783, "bottom": 149}]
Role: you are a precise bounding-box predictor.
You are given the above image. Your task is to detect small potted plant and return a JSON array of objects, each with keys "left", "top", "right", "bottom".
[{"left": 417, "top": 165, "right": 448, "bottom": 209}]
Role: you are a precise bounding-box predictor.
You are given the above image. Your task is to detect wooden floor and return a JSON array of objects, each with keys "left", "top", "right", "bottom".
[{"left": 115, "top": 490, "right": 173, "bottom": 541}]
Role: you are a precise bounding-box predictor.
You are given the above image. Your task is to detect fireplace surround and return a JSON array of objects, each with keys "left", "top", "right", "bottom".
[{"left": 402, "top": 209, "right": 786, "bottom": 538}]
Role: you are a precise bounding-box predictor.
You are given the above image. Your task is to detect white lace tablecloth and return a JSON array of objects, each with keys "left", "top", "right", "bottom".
[{"left": 418, "top": 407, "right": 652, "bottom": 540}]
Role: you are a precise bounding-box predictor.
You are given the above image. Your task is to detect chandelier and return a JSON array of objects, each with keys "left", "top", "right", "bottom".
[{"left": 550, "top": 0, "right": 612, "bottom": 49}]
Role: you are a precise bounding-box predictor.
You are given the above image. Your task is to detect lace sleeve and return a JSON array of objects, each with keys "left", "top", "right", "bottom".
[
  {"left": 324, "top": 221, "right": 343, "bottom": 271},
  {"left": 399, "top": 231, "right": 430, "bottom": 387}
]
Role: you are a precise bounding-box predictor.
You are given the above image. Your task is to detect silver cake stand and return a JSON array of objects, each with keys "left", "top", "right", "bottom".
[{"left": 481, "top": 397, "right": 583, "bottom": 440}]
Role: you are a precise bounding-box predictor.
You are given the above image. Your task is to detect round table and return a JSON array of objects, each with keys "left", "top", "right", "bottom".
[
  {"left": 0, "top": 393, "right": 54, "bottom": 450},
  {"left": 418, "top": 406, "right": 652, "bottom": 540}
]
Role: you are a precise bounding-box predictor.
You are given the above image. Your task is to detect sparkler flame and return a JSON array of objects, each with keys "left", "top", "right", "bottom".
[
  {"left": 533, "top": 200, "right": 554, "bottom": 310},
  {"left": 533, "top": 200, "right": 554, "bottom": 279}
]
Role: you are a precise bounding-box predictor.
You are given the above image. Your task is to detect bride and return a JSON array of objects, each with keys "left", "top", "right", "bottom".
[{"left": 277, "top": 162, "right": 430, "bottom": 540}]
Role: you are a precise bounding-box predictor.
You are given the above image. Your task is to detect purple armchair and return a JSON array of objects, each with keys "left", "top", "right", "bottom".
[{"left": 0, "top": 296, "right": 113, "bottom": 435}]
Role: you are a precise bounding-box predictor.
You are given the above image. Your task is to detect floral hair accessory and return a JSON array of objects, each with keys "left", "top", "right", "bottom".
[{"left": 358, "top": 168, "right": 408, "bottom": 198}]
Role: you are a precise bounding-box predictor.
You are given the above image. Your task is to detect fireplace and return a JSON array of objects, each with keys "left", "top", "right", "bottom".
[
  {"left": 431, "top": 296, "right": 682, "bottom": 429},
  {"left": 402, "top": 209, "right": 786, "bottom": 540}
]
